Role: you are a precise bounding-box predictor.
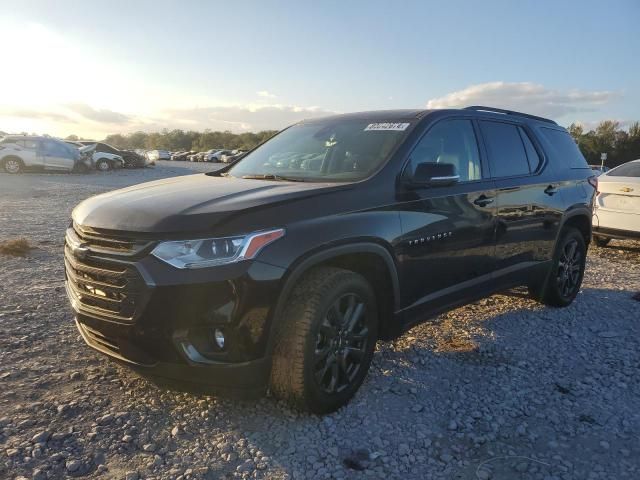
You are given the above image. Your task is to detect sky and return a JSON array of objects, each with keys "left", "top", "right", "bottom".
[{"left": 0, "top": 0, "right": 638, "bottom": 139}]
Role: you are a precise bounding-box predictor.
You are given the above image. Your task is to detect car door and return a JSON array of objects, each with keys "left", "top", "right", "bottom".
[
  {"left": 41, "top": 140, "right": 75, "bottom": 170},
  {"left": 477, "top": 120, "right": 564, "bottom": 283},
  {"left": 397, "top": 118, "right": 497, "bottom": 324}
]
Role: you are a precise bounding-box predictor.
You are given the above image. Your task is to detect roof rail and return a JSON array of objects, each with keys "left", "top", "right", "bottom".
[{"left": 464, "top": 106, "right": 557, "bottom": 125}]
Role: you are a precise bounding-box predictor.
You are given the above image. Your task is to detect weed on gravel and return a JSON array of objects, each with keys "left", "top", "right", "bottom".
[{"left": 0, "top": 237, "right": 33, "bottom": 257}]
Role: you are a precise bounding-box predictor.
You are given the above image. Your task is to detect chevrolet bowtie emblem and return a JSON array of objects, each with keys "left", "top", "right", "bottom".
[
  {"left": 70, "top": 242, "right": 90, "bottom": 259},
  {"left": 620, "top": 187, "right": 634, "bottom": 193}
]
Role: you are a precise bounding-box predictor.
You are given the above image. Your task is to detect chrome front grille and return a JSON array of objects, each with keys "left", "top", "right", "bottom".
[
  {"left": 65, "top": 227, "right": 150, "bottom": 323},
  {"left": 71, "top": 222, "right": 151, "bottom": 256}
]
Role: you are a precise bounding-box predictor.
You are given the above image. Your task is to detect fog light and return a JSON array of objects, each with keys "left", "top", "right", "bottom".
[{"left": 213, "top": 328, "right": 225, "bottom": 349}]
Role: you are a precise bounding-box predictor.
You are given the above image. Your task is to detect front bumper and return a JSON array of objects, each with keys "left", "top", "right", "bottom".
[
  {"left": 64, "top": 229, "right": 286, "bottom": 392},
  {"left": 74, "top": 318, "right": 270, "bottom": 396}
]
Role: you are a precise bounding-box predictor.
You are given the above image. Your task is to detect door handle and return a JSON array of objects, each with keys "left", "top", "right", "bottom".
[
  {"left": 544, "top": 185, "right": 558, "bottom": 196},
  {"left": 473, "top": 195, "right": 494, "bottom": 207}
]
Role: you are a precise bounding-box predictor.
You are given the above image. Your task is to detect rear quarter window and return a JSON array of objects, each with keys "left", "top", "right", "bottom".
[{"left": 538, "top": 127, "right": 589, "bottom": 169}]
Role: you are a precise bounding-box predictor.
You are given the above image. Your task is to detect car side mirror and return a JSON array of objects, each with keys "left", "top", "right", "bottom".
[{"left": 408, "top": 162, "right": 460, "bottom": 188}]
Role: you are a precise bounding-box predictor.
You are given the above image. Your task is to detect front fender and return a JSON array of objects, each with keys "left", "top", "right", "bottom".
[{"left": 263, "top": 240, "right": 401, "bottom": 358}]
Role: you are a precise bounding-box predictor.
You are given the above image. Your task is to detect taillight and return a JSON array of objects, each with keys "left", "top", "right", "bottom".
[{"left": 588, "top": 175, "right": 599, "bottom": 195}]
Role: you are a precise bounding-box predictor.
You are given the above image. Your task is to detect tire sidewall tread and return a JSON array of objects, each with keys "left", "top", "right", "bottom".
[{"left": 270, "top": 266, "right": 378, "bottom": 413}]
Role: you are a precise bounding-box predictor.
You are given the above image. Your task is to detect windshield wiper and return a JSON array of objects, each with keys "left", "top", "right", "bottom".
[{"left": 241, "top": 174, "right": 306, "bottom": 182}]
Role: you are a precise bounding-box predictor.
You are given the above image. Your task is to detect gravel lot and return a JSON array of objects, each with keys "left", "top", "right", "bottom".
[{"left": 1, "top": 161, "right": 639, "bottom": 480}]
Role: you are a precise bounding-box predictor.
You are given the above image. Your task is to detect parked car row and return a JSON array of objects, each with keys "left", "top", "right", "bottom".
[{"left": 168, "top": 148, "right": 247, "bottom": 163}]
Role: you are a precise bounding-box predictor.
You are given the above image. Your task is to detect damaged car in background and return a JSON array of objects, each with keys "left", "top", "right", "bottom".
[
  {"left": 66, "top": 141, "right": 124, "bottom": 171},
  {"left": 1, "top": 135, "right": 91, "bottom": 173},
  {"left": 78, "top": 141, "right": 147, "bottom": 168}
]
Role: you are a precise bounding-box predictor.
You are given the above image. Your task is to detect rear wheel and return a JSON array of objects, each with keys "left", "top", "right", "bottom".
[
  {"left": 532, "top": 227, "right": 586, "bottom": 307},
  {"left": 270, "top": 267, "right": 378, "bottom": 413},
  {"left": 594, "top": 236, "right": 611, "bottom": 247},
  {"left": 3, "top": 157, "right": 23, "bottom": 174}
]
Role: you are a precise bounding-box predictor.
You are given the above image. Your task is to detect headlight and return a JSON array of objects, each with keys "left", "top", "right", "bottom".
[{"left": 151, "top": 228, "right": 285, "bottom": 269}]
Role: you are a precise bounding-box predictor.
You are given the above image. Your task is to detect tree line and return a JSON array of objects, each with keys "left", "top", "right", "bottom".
[
  {"left": 568, "top": 121, "right": 640, "bottom": 168},
  {"left": 63, "top": 120, "right": 640, "bottom": 168},
  {"left": 66, "top": 129, "right": 278, "bottom": 153}
]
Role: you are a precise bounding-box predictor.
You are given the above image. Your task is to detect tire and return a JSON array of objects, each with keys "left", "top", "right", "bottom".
[
  {"left": 594, "top": 236, "right": 611, "bottom": 247},
  {"left": 270, "top": 267, "right": 378, "bottom": 413},
  {"left": 3, "top": 156, "right": 23, "bottom": 174},
  {"left": 96, "top": 159, "right": 111, "bottom": 171},
  {"left": 532, "top": 227, "right": 586, "bottom": 307}
]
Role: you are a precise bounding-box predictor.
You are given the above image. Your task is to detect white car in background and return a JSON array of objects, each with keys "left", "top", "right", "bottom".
[
  {"left": 147, "top": 150, "right": 171, "bottom": 162},
  {"left": 205, "top": 149, "right": 233, "bottom": 162},
  {"left": 592, "top": 159, "right": 640, "bottom": 246},
  {"left": 65, "top": 141, "right": 124, "bottom": 171},
  {"left": 1, "top": 135, "right": 84, "bottom": 173}
]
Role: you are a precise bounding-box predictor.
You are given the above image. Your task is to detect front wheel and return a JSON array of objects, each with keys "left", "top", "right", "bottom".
[
  {"left": 96, "top": 159, "right": 111, "bottom": 171},
  {"left": 270, "top": 267, "right": 378, "bottom": 413},
  {"left": 533, "top": 227, "right": 586, "bottom": 307},
  {"left": 594, "top": 236, "right": 611, "bottom": 247}
]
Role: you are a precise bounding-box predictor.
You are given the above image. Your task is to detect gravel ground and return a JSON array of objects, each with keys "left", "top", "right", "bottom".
[{"left": 1, "top": 161, "right": 639, "bottom": 480}]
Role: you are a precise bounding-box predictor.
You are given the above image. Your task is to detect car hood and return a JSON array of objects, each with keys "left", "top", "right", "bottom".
[
  {"left": 72, "top": 173, "right": 344, "bottom": 234},
  {"left": 79, "top": 144, "right": 97, "bottom": 153}
]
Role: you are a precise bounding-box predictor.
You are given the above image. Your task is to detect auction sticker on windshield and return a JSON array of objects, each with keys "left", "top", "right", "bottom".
[{"left": 364, "top": 123, "right": 410, "bottom": 131}]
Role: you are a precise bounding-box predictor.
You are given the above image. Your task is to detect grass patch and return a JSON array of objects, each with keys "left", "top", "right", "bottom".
[
  {"left": 437, "top": 336, "right": 478, "bottom": 353},
  {"left": 0, "top": 238, "right": 34, "bottom": 257}
]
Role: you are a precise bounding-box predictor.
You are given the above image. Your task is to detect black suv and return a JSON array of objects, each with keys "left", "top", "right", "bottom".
[{"left": 65, "top": 106, "right": 596, "bottom": 413}]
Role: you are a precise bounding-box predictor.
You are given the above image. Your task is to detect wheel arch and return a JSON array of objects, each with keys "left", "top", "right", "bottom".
[
  {"left": 559, "top": 208, "right": 592, "bottom": 247},
  {"left": 1, "top": 154, "right": 24, "bottom": 164},
  {"left": 265, "top": 242, "right": 402, "bottom": 357}
]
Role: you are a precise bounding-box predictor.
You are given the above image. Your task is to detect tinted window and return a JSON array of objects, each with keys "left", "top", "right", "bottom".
[
  {"left": 518, "top": 127, "right": 541, "bottom": 171},
  {"left": 480, "top": 121, "right": 530, "bottom": 178},
  {"left": 538, "top": 128, "right": 589, "bottom": 169},
  {"left": 408, "top": 119, "right": 482, "bottom": 181},
  {"left": 608, "top": 162, "right": 640, "bottom": 177},
  {"left": 229, "top": 120, "right": 412, "bottom": 182}
]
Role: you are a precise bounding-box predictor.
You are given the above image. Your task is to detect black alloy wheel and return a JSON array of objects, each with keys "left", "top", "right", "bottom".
[
  {"left": 270, "top": 267, "right": 378, "bottom": 413},
  {"left": 532, "top": 227, "right": 586, "bottom": 307},
  {"left": 314, "top": 293, "right": 370, "bottom": 394},
  {"left": 556, "top": 238, "right": 582, "bottom": 299}
]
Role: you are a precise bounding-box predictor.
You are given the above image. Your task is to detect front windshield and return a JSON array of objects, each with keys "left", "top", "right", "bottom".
[{"left": 228, "top": 119, "right": 413, "bottom": 182}]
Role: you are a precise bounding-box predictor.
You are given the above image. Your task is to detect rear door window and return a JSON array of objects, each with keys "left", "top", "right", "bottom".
[
  {"left": 479, "top": 121, "right": 531, "bottom": 178},
  {"left": 538, "top": 128, "right": 589, "bottom": 169}
]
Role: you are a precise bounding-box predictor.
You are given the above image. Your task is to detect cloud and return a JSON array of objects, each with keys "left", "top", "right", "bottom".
[
  {"left": 426, "top": 82, "right": 617, "bottom": 119},
  {"left": 257, "top": 90, "right": 276, "bottom": 99},
  {"left": 162, "top": 104, "right": 337, "bottom": 132},
  {"left": 66, "top": 103, "right": 131, "bottom": 124},
  {"left": 0, "top": 108, "right": 74, "bottom": 123}
]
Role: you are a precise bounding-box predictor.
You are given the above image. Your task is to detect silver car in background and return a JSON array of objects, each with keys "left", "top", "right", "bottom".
[{"left": 0, "top": 135, "right": 87, "bottom": 173}]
